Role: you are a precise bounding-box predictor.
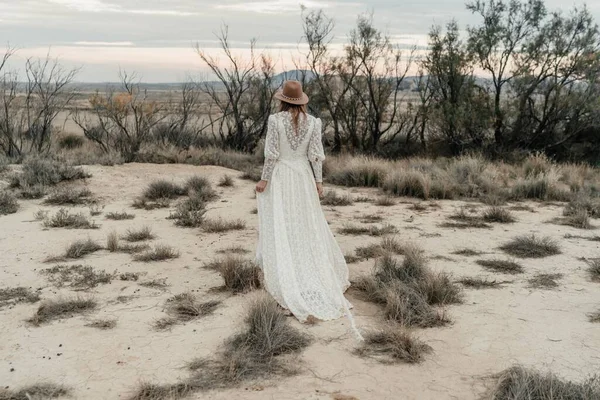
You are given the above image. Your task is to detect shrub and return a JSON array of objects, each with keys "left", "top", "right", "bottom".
[
  {"left": 123, "top": 226, "right": 155, "bottom": 242},
  {"left": 14, "top": 156, "right": 90, "bottom": 187},
  {"left": 142, "top": 180, "right": 186, "bottom": 201},
  {"left": 105, "top": 211, "right": 135, "bottom": 220},
  {"left": 168, "top": 194, "right": 207, "bottom": 228},
  {"left": 28, "top": 297, "right": 97, "bottom": 326},
  {"left": 64, "top": 238, "right": 103, "bottom": 259},
  {"left": 43, "top": 187, "right": 94, "bottom": 205},
  {"left": 134, "top": 245, "right": 180, "bottom": 262},
  {"left": 202, "top": 218, "right": 246, "bottom": 233},
  {"left": 321, "top": 190, "right": 354, "bottom": 206},
  {"left": 355, "top": 325, "right": 432, "bottom": 364},
  {"left": 185, "top": 176, "right": 218, "bottom": 201},
  {"left": 205, "top": 256, "right": 261, "bottom": 293},
  {"left": 58, "top": 133, "right": 85, "bottom": 149},
  {"left": 499, "top": 235, "right": 561, "bottom": 258},
  {"left": 491, "top": 366, "right": 600, "bottom": 400},
  {"left": 0, "top": 191, "right": 18, "bottom": 215},
  {"left": 218, "top": 175, "right": 234, "bottom": 187},
  {"left": 482, "top": 207, "right": 516, "bottom": 223},
  {"left": 42, "top": 209, "right": 98, "bottom": 229},
  {"left": 476, "top": 259, "right": 524, "bottom": 274}
]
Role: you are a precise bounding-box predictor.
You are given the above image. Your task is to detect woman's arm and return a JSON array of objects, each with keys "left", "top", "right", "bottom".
[
  {"left": 256, "top": 115, "right": 279, "bottom": 193},
  {"left": 308, "top": 118, "right": 325, "bottom": 183}
]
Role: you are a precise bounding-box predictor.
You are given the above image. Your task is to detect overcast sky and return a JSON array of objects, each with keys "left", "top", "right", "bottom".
[{"left": 1, "top": 0, "right": 598, "bottom": 82}]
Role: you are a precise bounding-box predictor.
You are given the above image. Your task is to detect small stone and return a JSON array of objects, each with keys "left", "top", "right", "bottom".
[{"left": 10, "top": 368, "right": 14, "bottom": 372}]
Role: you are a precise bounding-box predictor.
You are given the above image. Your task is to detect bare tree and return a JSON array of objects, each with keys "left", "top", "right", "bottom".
[
  {"left": 196, "top": 26, "right": 275, "bottom": 152},
  {"left": 467, "top": 0, "right": 547, "bottom": 146},
  {"left": 73, "top": 71, "right": 168, "bottom": 162}
]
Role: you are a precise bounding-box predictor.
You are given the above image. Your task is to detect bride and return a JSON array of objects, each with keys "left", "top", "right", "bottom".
[{"left": 255, "top": 80, "right": 361, "bottom": 339}]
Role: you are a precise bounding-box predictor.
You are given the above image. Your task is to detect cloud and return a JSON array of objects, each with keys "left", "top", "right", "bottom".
[
  {"left": 215, "top": 0, "right": 360, "bottom": 14},
  {"left": 74, "top": 41, "right": 135, "bottom": 46},
  {"left": 47, "top": 0, "right": 199, "bottom": 16}
]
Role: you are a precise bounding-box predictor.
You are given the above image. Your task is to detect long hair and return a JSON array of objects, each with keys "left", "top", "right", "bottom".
[{"left": 279, "top": 101, "right": 307, "bottom": 134}]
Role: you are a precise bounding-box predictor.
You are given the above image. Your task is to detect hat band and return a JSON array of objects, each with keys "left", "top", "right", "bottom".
[{"left": 280, "top": 92, "right": 303, "bottom": 101}]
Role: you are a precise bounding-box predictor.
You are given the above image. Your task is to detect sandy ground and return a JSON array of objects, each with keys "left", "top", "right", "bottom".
[{"left": 1, "top": 163, "right": 599, "bottom": 400}]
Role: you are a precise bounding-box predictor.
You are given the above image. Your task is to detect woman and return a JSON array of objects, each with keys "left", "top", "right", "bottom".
[{"left": 255, "top": 80, "right": 361, "bottom": 340}]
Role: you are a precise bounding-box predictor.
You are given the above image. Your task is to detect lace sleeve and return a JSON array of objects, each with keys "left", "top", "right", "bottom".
[
  {"left": 261, "top": 115, "right": 280, "bottom": 181},
  {"left": 308, "top": 118, "right": 326, "bottom": 183}
]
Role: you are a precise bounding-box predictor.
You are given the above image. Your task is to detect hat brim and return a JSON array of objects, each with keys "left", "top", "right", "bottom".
[{"left": 274, "top": 90, "right": 309, "bottom": 105}]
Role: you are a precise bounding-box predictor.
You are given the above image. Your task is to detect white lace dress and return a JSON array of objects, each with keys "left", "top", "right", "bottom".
[{"left": 256, "top": 111, "right": 361, "bottom": 339}]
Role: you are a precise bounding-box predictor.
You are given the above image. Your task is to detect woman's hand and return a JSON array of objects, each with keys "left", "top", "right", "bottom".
[
  {"left": 255, "top": 180, "right": 268, "bottom": 193},
  {"left": 316, "top": 182, "right": 324, "bottom": 198}
]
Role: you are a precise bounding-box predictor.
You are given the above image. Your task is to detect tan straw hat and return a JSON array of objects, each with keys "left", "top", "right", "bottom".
[{"left": 274, "top": 80, "right": 309, "bottom": 105}]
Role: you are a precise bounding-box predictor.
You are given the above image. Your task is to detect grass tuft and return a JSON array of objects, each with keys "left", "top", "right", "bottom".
[
  {"left": 122, "top": 226, "right": 155, "bottom": 242},
  {"left": 499, "top": 234, "right": 561, "bottom": 258},
  {"left": 43, "top": 187, "right": 94, "bottom": 205},
  {"left": 42, "top": 264, "right": 113, "bottom": 289},
  {"left": 321, "top": 191, "right": 353, "bottom": 206},
  {"left": 143, "top": 180, "right": 186, "bottom": 201},
  {"left": 587, "top": 259, "right": 600, "bottom": 282},
  {"left": 28, "top": 297, "right": 97, "bottom": 326},
  {"left": 218, "top": 175, "right": 235, "bottom": 187},
  {"left": 86, "top": 319, "right": 117, "bottom": 330},
  {"left": 0, "top": 287, "right": 40, "bottom": 309},
  {"left": 491, "top": 365, "right": 600, "bottom": 400},
  {"left": 168, "top": 194, "right": 207, "bottom": 227},
  {"left": 154, "top": 293, "right": 220, "bottom": 330},
  {"left": 458, "top": 277, "right": 505, "bottom": 289},
  {"left": 0, "top": 383, "right": 71, "bottom": 400},
  {"left": 185, "top": 175, "right": 218, "bottom": 201},
  {"left": 355, "top": 325, "right": 432, "bottom": 364},
  {"left": 133, "top": 245, "right": 180, "bottom": 262},
  {"left": 476, "top": 259, "right": 524, "bottom": 274},
  {"left": 0, "top": 191, "right": 19, "bottom": 215},
  {"left": 202, "top": 218, "right": 246, "bottom": 233},
  {"left": 205, "top": 256, "right": 261, "bottom": 293},
  {"left": 482, "top": 207, "right": 516, "bottom": 223},
  {"left": 42, "top": 208, "right": 98, "bottom": 229},
  {"left": 527, "top": 273, "right": 563, "bottom": 289},
  {"left": 106, "top": 211, "right": 135, "bottom": 220}
]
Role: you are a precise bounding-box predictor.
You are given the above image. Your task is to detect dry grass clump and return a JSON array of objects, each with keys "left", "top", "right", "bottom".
[
  {"left": 355, "top": 246, "right": 461, "bottom": 327},
  {"left": 120, "top": 272, "right": 140, "bottom": 281},
  {"left": 553, "top": 209, "right": 593, "bottom": 229},
  {"left": 202, "top": 217, "right": 246, "bottom": 233},
  {"left": 375, "top": 196, "right": 396, "bottom": 206},
  {"left": 142, "top": 180, "right": 187, "bottom": 201},
  {"left": 355, "top": 237, "right": 407, "bottom": 260},
  {"left": 327, "top": 157, "right": 388, "bottom": 188},
  {"left": 216, "top": 246, "right": 249, "bottom": 254},
  {"left": 139, "top": 279, "right": 168, "bottom": 289},
  {"left": 499, "top": 234, "right": 561, "bottom": 258},
  {"left": 185, "top": 175, "right": 218, "bottom": 201},
  {"left": 43, "top": 187, "right": 94, "bottom": 205},
  {"left": 128, "top": 295, "right": 310, "bottom": 398},
  {"left": 0, "top": 383, "right": 71, "bottom": 400},
  {"left": 355, "top": 325, "right": 432, "bottom": 364},
  {"left": 86, "top": 319, "right": 117, "bottom": 330},
  {"left": 457, "top": 278, "right": 505, "bottom": 289},
  {"left": 321, "top": 190, "right": 354, "bottom": 206},
  {"left": 168, "top": 194, "right": 207, "bottom": 228},
  {"left": 588, "top": 310, "right": 600, "bottom": 323},
  {"left": 442, "top": 208, "right": 491, "bottom": 229},
  {"left": 133, "top": 245, "right": 180, "bottom": 262},
  {"left": 131, "top": 197, "right": 170, "bottom": 210},
  {"left": 42, "top": 208, "right": 99, "bottom": 229},
  {"left": 358, "top": 213, "right": 384, "bottom": 223},
  {"left": 510, "top": 175, "right": 571, "bottom": 202},
  {"left": 240, "top": 167, "right": 262, "bottom": 181},
  {"left": 52, "top": 238, "right": 103, "bottom": 260},
  {"left": 339, "top": 223, "right": 397, "bottom": 237},
  {"left": 42, "top": 264, "right": 113, "bottom": 289},
  {"left": 564, "top": 195, "right": 600, "bottom": 219},
  {"left": 18, "top": 184, "right": 47, "bottom": 199},
  {"left": 490, "top": 365, "right": 600, "bottom": 400},
  {"left": 345, "top": 253, "right": 362, "bottom": 264},
  {"left": 218, "top": 175, "right": 234, "bottom": 187},
  {"left": 452, "top": 248, "right": 483, "bottom": 257},
  {"left": 58, "top": 133, "right": 85, "bottom": 149},
  {"left": 123, "top": 226, "right": 155, "bottom": 242},
  {"left": 10, "top": 156, "right": 90, "bottom": 187},
  {"left": 0, "top": 191, "right": 19, "bottom": 215},
  {"left": 0, "top": 287, "right": 40, "bottom": 309},
  {"left": 154, "top": 293, "right": 220, "bottom": 330},
  {"left": 476, "top": 259, "right": 524, "bottom": 274},
  {"left": 527, "top": 273, "right": 563, "bottom": 289},
  {"left": 383, "top": 170, "right": 431, "bottom": 199},
  {"left": 205, "top": 256, "right": 261, "bottom": 293},
  {"left": 482, "top": 206, "right": 517, "bottom": 223},
  {"left": 106, "top": 211, "right": 135, "bottom": 220},
  {"left": 587, "top": 259, "right": 600, "bottom": 282},
  {"left": 28, "top": 297, "right": 97, "bottom": 326}
]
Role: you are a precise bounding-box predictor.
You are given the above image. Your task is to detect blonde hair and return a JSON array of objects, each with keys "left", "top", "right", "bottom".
[{"left": 279, "top": 101, "right": 307, "bottom": 134}]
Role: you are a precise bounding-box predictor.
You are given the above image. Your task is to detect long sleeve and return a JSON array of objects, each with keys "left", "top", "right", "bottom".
[
  {"left": 261, "top": 115, "right": 280, "bottom": 181},
  {"left": 308, "top": 118, "right": 326, "bottom": 183}
]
